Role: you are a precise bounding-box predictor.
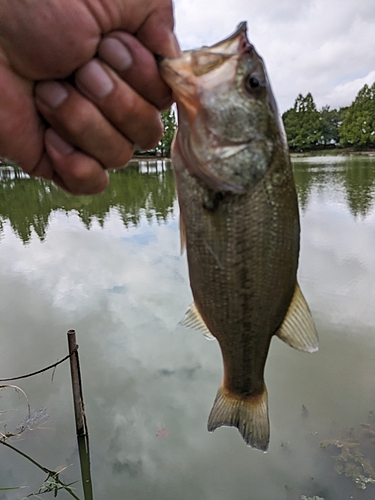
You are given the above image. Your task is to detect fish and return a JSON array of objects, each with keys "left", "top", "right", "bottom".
[{"left": 160, "top": 22, "right": 318, "bottom": 451}]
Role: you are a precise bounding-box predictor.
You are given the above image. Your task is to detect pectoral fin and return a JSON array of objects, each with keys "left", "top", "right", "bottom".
[
  {"left": 277, "top": 283, "right": 318, "bottom": 353},
  {"left": 179, "top": 302, "right": 216, "bottom": 340}
]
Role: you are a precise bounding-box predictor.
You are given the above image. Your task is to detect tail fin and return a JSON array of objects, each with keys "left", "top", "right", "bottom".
[{"left": 207, "top": 385, "right": 269, "bottom": 451}]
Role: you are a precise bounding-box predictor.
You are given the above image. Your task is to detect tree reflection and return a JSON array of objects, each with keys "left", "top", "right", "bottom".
[
  {"left": 2, "top": 158, "right": 375, "bottom": 245},
  {"left": 341, "top": 160, "right": 375, "bottom": 218},
  {"left": 293, "top": 164, "right": 315, "bottom": 212},
  {"left": 0, "top": 160, "right": 176, "bottom": 244},
  {"left": 294, "top": 158, "right": 375, "bottom": 218}
]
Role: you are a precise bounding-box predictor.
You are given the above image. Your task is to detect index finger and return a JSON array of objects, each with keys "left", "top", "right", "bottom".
[
  {"left": 106, "top": 0, "right": 181, "bottom": 59},
  {"left": 134, "top": 2, "right": 181, "bottom": 58},
  {"left": 98, "top": 32, "right": 172, "bottom": 110}
]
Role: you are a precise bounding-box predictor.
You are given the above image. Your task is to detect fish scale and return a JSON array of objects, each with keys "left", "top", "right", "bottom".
[{"left": 184, "top": 174, "right": 294, "bottom": 376}]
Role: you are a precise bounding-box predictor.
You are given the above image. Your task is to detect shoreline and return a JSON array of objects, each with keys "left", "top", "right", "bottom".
[
  {"left": 290, "top": 149, "right": 375, "bottom": 158},
  {"left": 131, "top": 155, "right": 171, "bottom": 161},
  {"left": 1, "top": 151, "right": 375, "bottom": 170}
]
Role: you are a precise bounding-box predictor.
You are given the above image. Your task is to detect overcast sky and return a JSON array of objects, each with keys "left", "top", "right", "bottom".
[{"left": 173, "top": 0, "right": 375, "bottom": 113}]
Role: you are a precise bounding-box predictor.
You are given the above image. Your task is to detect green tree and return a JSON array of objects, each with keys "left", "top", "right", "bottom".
[
  {"left": 320, "top": 105, "right": 348, "bottom": 146},
  {"left": 282, "top": 93, "right": 322, "bottom": 150},
  {"left": 157, "top": 107, "right": 177, "bottom": 157},
  {"left": 339, "top": 83, "right": 375, "bottom": 149}
]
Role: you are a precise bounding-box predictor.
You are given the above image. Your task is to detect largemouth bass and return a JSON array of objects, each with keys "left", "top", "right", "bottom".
[{"left": 160, "top": 22, "right": 318, "bottom": 451}]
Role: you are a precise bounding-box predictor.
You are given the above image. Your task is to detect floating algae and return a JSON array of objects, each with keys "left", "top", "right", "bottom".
[{"left": 320, "top": 412, "right": 375, "bottom": 490}]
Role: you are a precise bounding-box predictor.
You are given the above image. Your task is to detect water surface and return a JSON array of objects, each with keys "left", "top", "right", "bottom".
[{"left": 1, "top": 157, "right": 375, "bottom": 499}]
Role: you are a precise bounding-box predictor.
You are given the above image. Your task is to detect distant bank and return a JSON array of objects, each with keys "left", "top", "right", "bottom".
[{"left": 290, "top": 148, "right": 375, "bottom": 158}]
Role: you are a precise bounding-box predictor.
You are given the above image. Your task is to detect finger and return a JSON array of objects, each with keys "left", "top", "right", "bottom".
[
  {"left": 45, "top": 129, "right": 109, "bottom": 195},
  {"left": 106, "top": 0, "right": 181, "bottom": 59},
  {"left": 133, "top": 1, "right": 181, "bottom": 58},
  {"left": 28, "top": 154, "right": 54, "bottom": 180},
  {"left": 98, "top": 32, "right": 172, "bottom": 110},
  {"left": 75, "top": 59, "right": 163, "bottom": 150},
  {"left": 35, "top": 79, "right": 134, "bottom": 168},
  {"left": 29, "top": 130, "right": 109, "bottom": 195},
  {"left": 0, "top": 62, "right": 44, "bottom": 173}
]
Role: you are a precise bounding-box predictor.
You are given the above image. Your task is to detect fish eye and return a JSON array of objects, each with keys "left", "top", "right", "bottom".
[{"left": 244, "top": 74, "right": 264, "bottom": 94}]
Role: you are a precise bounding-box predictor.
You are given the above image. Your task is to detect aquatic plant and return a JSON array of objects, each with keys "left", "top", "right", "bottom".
[
  {"left": 320, "top": 414, "right": 375, "bottom": 490},
  {"left": 23, "top": 465, "right": 78, "bottom": 499},
  {"left": 0, "top": 369, "right": 81, "bottom": 498}
]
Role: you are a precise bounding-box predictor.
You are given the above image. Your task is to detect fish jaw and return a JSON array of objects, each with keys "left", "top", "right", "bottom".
[
  {"left": 160, "top": 22, "right": 253, "bottom": 124},
  {"left": 160, "top": 57, "right": 200, "bottom": 123}
]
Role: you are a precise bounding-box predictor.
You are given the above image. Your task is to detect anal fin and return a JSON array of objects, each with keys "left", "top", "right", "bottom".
[
  {"left": 207, "top": 385, "right": 269, "bottom": 451},
  {"left": 277, "top": 283, "right": 318, "bottom": 353},
  {"left": 179, "top": 302, "right": 216, "bottom": 340}
]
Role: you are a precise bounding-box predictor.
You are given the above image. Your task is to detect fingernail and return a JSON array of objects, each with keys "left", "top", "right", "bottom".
[
  {"left": 169, "top": 33, "right": 183, "bottom": 58},
  {"left": 76, "top": 60, "right": 114, "bottom": 100},
  {"left": 98, "top": 37, "right": 133, "bottom": 72},
  {"left": 35, "top": 81, "right": 68, "bottom": 108},
  {"left": 46, "top": 129, "right": 74, "bottom": 156}
]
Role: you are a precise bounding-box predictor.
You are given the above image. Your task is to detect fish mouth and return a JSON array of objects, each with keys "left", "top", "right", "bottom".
[
  {"left": 159, "top": 22, "right": 253, "bottom": 119},
  {"left": 159, "top": 22, "right": 252, "bottom": 76},
  {"left": 206, "top": 21, "right": 252, "bottom": 58}
]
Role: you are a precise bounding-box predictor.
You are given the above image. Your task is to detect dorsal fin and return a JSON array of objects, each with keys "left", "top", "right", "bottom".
[
  {"left": 277, "top": 283, "right": 318, "bottom": 353},
  {"left": 179, "top": 302, "right": 216, "bottom": 340}
]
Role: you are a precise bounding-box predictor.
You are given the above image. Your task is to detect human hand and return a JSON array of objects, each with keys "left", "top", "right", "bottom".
[{"left": 0, "top": 0, "right": 180, "bottom": 194}]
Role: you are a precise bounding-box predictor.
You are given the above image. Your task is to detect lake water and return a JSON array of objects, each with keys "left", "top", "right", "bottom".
[{"left": 1, "top": 156, "right": 375, "bottom": 500}]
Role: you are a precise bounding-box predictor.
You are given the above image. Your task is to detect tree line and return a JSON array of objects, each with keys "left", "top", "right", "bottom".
[{"left": 282, "top": 82, "right": 375, "bottom": 151}]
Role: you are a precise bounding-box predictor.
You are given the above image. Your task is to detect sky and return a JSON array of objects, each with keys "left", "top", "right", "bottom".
[{"left": 172, "top": 0, "right": 375, "bottom": 113}]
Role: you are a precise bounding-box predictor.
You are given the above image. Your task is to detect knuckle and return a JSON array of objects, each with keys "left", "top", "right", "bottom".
[
  {"left": 121, "top": 92, "right": 138, "bottom": 118},
  {"left": 66, "top": 105, "right": 93, "bottom": 138}
]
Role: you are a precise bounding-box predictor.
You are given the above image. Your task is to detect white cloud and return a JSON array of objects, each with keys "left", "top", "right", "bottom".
[
  {"left": 173, "top": 0, "right": 375, "bottom": 112},
  {"left": 324, "top": 70, "right": 375, "bottom": 110}
]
